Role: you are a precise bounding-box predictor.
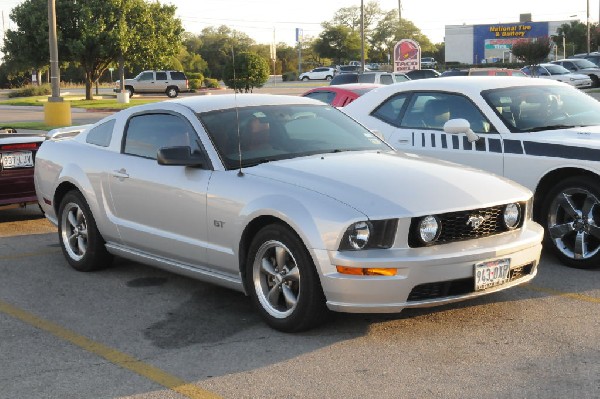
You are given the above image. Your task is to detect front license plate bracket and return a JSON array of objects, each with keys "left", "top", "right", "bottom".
[{"left": 474, "top": 258, "right": 510, "bottom": 291}]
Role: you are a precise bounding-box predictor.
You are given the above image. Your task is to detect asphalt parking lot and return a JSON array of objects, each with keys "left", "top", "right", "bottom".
[{"left": 1, "top": 204, "right": 599, "bottom": 399}]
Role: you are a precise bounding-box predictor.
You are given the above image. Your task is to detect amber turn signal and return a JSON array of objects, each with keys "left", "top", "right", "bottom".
[{"left": 336, "top": 266, "right": 397, "bottom": 276}]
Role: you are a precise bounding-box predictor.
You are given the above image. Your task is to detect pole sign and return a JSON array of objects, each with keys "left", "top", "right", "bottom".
[{"left": 393, "top": 39, "right": 421, "bottom": 73}]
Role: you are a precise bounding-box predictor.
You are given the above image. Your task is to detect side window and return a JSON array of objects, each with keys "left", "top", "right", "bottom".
[
  {"left": 170, "top": 71, "right": 186, "bottom": 80},
  {"left": 123, "top": 113, "right": 200, "bottom": 159},
  {"left": 86, "top": 119, "right": 115, "bottom": 147},
  {"left": 138, "top": 72, "right": 154, "bottom": 81},
  {"left": 155, "top": 71, "right": 167, "bottom": 80},
  {"left": 562, "top": 61, "right": 574, "bottom": 70},
  {"left": 379, "top": 74, "right": 393, "bottom": 84},
  {"left": 401, "top": 93, "right": 493, "bottom": 133},
  {"left": 358, "top": 74, "right": 375, "bottom": 83},
  {"left": 370, "top": 93, "right": 410, "bottom": 127},
  {"left": 496, "top": 71, "right": 508, "bottom": 76}
]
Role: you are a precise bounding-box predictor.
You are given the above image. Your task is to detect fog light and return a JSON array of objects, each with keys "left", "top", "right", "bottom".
[
  {"left": 418, "top": 215, "right": 440, "bottom": 244},
  {"left": 503, "top": 203, "right": 521, "bottom": 229}
]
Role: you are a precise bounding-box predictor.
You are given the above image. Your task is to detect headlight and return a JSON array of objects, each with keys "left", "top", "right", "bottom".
[
  {"left": 347, "top": 221, "right": 371, "bottom": 250},
  {"left": 503, "top": 203, "right": 521, "bottom": 229},
  {"left": 418, "top": 215, "right": 440, "bottom": 244},
  {"left": 339, "top": 219, "right": 398, "bottom": 251}
]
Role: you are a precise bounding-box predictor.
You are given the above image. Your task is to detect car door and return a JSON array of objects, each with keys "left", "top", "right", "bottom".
[
  {"left": 135, "top": 71, "right": 155, "bottom": 93},
  {"left": 108, "top": 112, "right": 212, "bottom": 266},
  {"left": 372, "top": 91, "right": 504, "bottom": 176}
]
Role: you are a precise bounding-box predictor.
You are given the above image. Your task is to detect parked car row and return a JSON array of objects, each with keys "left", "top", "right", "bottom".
[{"left": 6, "top": 73, "right": 599, "bottom": 334}]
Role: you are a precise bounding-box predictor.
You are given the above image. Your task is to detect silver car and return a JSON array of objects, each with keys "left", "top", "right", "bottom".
[{"left": 34, "top": 94, "right": 543, "bottom": 332}]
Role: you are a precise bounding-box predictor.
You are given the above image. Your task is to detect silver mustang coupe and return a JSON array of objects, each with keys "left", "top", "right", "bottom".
[{"left": 34, "top": 94, "right": 543, "bottom": 332}]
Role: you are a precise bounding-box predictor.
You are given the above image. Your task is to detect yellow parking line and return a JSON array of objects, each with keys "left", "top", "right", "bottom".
[
  {"left": 0, "top": 300, "right": 222, "bottom": 399},
  {"left": 0, "top": 249, "right": 61, "bottom": 261},
  {"left": 526, "top": 285, "right": 600, "bottom": 304}
]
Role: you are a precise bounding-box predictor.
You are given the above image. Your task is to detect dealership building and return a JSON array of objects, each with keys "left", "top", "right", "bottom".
[{"left": 444, "top": 15, "right": 570, "bottom": 64}]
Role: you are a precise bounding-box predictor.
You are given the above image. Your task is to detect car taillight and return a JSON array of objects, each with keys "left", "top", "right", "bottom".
[
  {"left": 0, "top": 142, "right": 39, "bottom": 151},
  {"left": 186, "top": 79, "right": 189, "bottom": 89}
]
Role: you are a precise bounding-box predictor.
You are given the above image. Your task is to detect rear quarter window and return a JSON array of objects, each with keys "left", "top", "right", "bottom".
[
  {"left": 169, "top": 72, "right": 187, "bottom": 81},
  {"left": 86, "top": 120, "right": 115, "bottom": 147}
]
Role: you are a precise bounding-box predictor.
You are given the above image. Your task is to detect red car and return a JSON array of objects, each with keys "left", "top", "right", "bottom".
[
  {"left": 0, "top": 130, "right": 45, "bottom": 207},
  {"left": 301, "top": 83, "right": 383, "bottom": 107}
]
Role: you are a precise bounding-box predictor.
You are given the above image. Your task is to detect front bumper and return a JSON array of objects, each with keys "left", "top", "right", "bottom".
[{"left": 313, "top": 222, "right": 544, "bottom": 313}]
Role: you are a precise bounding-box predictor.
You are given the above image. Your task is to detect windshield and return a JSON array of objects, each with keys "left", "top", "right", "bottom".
[
  {"left": 573, "top": 59, "right": 597, "bottom": 68},
  {"left": 199, "top": 104, "right": 390, "bottom": 169},
  {"left": 545, "top": 65, "right": 570, "bottom": 75},
  {"left": 482, "top": 85, "right": 600, "bottom": 132}
]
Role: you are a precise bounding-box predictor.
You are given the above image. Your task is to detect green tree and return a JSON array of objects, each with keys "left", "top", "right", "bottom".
[
  {"left": 555, "top": 21, "right": 591, "bottom": 56},
  {"left": 2, "top": 0, "right": 183, "bottom": 100},
  {"left": 196, "top": 26, "right": 255, "bottom": 80},
  {"left": 223, "top": 52, "right": 270, "bottom": 93},
  {"left": 511, "top": 37, "right": 552, "bottom": 68},
  {"left": 314, "top": 24, "right": 362, "bottom": 64}
]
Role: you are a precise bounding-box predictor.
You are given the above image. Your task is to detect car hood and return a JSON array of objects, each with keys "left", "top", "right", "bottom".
[
  {"left": 523, "top": 126, "right": 600, "bottom": 148},
  {"left": 246, "top": 151, "right": 529, "bottom": 218}
]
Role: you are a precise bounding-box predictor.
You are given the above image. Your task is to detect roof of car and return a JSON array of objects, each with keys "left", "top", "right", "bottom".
[
  {"left": 308, "top": 83, "right": 384, "bottom": 93},
  {"left": 168, "top": 93, "right": 324, "bottom": 113}
]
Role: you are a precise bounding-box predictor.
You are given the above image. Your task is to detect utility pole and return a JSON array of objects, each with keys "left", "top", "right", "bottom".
[
  {"left": 398, "top": 0, "right": 402, "bottom": 22},
  {"left": 587, "top": 0, "right": 590, "bottom": 54},
  {"left": 360, "top": 0, "right": 365, "bottom": 71}
]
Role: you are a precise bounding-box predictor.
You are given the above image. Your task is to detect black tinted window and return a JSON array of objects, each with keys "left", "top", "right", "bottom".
[
  {"left": 371, "top": 93, "right": 409, "bottom": 127},
  {"left": 155, "top": 71, "right": 167, "bottom": 80},
  {"left": 170, "top": 71, "right": 187, "bottom": 80},
  {"left": 303, "top": 91, "right": 336, "bottom": 105},
  {"left": 330, "top": 74, "right": 358, "bottom": 85},
  {"left": 123, "top": 113, "right": 199, "bottom": 159},
  {"left": 138, "top": 72, "right": 154, "bottom": 81},
  {"left": 86, "top": 120, "right": 115, "bottom": 147}
]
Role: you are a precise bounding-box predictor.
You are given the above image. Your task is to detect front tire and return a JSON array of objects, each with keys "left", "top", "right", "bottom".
[
  {"left": 246, "top": 224, "right": 328, "bottom": 332},
  {"left": 301, "top": 76, "right": 309, "bottom": 81},
  {"left": 58, "top": 191, "right": 113, "bottom": 272},
  {"left": 125, "top": 86, "right": 134, "bottom": 98},
  {"left": 541, "top": 176, "right": 600, "bottom": 269}
]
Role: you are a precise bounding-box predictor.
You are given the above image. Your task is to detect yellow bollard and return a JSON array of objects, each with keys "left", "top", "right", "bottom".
[{"left": 44, "top": 99, "right": 72, "bottom": 126}]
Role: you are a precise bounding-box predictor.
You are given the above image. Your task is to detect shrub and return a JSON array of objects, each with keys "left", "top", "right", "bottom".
[
  {"left": 8, "top": 84, "right": 52, "bottom": 98},
  {"left": 188, "top": 79, "right": 202, "bottom": 90},
  {"left": 204, "top": 78, "right": 220, "bottom": 89},
  {"left": 282, "top": 71, "right": 297, "bottom": 82},
  {"left": 186, "top": 72, "right": 204, "bottom": 81}
]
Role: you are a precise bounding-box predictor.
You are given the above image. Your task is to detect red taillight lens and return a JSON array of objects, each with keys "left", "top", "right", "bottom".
[{"left": 0, "top": 142, "right": 39, "bottom": 151}]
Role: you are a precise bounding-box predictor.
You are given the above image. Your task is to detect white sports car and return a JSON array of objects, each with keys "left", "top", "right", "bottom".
[
  {"left": 343, "top": 76, "right": 600, "bottom": 269},
  {"left": 34, "top": 94, "right": 543, "bottom": 331}
]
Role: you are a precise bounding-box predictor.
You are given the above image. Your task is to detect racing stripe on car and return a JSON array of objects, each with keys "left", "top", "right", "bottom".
[
  {"left": 488, "top": 138, "right": 502, "bottom": 153},
  {"left": 523, "top": 142, "right": 600, "bottom": 161},
  {"left": 504, "top": 139, "right": 524, "bottom": 154}
]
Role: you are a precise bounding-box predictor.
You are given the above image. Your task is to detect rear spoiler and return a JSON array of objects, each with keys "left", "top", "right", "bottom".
[{"left": 46, "top": 124, "right": 92, "bottom": 140}]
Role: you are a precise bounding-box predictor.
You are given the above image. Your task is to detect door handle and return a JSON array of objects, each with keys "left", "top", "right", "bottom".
[{"left": 112, "top": 168, "right": 129, "bottom": 179}]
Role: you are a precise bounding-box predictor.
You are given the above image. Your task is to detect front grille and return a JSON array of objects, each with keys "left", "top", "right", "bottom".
[
  {"left": 409, "top": 202, "right": 526, "bottom": 248},
  {"left": 407, "top": 263, "right": 534, "bottom": 302}
]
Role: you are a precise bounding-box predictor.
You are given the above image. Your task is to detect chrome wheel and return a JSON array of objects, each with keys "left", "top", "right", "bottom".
[
  {"left": 547, "top": 187, "right": 600, "bottom": 261},
  {"left": 252, "top": 240, "right": 300, "bottom": 319},
  {"left": 60, "top": 201, "right": 88, "bottom": 261}
]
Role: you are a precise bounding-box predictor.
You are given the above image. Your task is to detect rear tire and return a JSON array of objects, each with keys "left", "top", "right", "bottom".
[
  {"left": 325, "top": 75, "right": 333, "bottom": 81},
  {"left": 541, "top": 176, "right": 600, "bottom": 269},
  {"left": 58, "top": 191, "right": 113, "bottom": 272},
  {"left": 246, "top": 224, "right": 328, "bottom": 332}
]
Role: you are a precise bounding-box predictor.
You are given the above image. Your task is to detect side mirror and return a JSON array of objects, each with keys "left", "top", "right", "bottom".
[
  {"left": 157, "top": 146, "right": 204, "bottom": 167},
  {"left": 443, "top": 118, "right": 480, "bottom": 143}
]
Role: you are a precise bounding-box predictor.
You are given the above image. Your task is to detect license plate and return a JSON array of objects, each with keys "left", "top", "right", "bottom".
[
  {"left": 474, "top": 258, "right": 510, "bottom": 291},
  {"left": 1, "top": 151, "right": 33, "bottom": 169}
]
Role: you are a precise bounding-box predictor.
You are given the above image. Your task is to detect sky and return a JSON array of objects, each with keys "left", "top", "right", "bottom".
[{"left": 0, "top": 0, "right": 598, "bottom": 46}]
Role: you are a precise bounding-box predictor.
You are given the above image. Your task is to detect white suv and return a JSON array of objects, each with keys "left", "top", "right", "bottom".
[
  {"left": 298, "top": 67, "right": 336, "bottom": 81},
  {"left": 115, "top": 70, "right": 189, "bottom": 98}
]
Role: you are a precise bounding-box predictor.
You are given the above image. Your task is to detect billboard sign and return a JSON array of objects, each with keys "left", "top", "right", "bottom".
[{"left": 393, "top": 39, "right": 421, "bottom": 73}]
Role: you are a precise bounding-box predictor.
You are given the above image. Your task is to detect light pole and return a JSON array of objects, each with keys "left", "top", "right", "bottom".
[
  {"left": 587, "top": 0, "right": 590, "bottom": 54},
  {"left": 44, "top": 0, "right": 71, "bottom": 125},
  {"left": 360, "top": 0, "right": 365, "bottom": 71}
]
